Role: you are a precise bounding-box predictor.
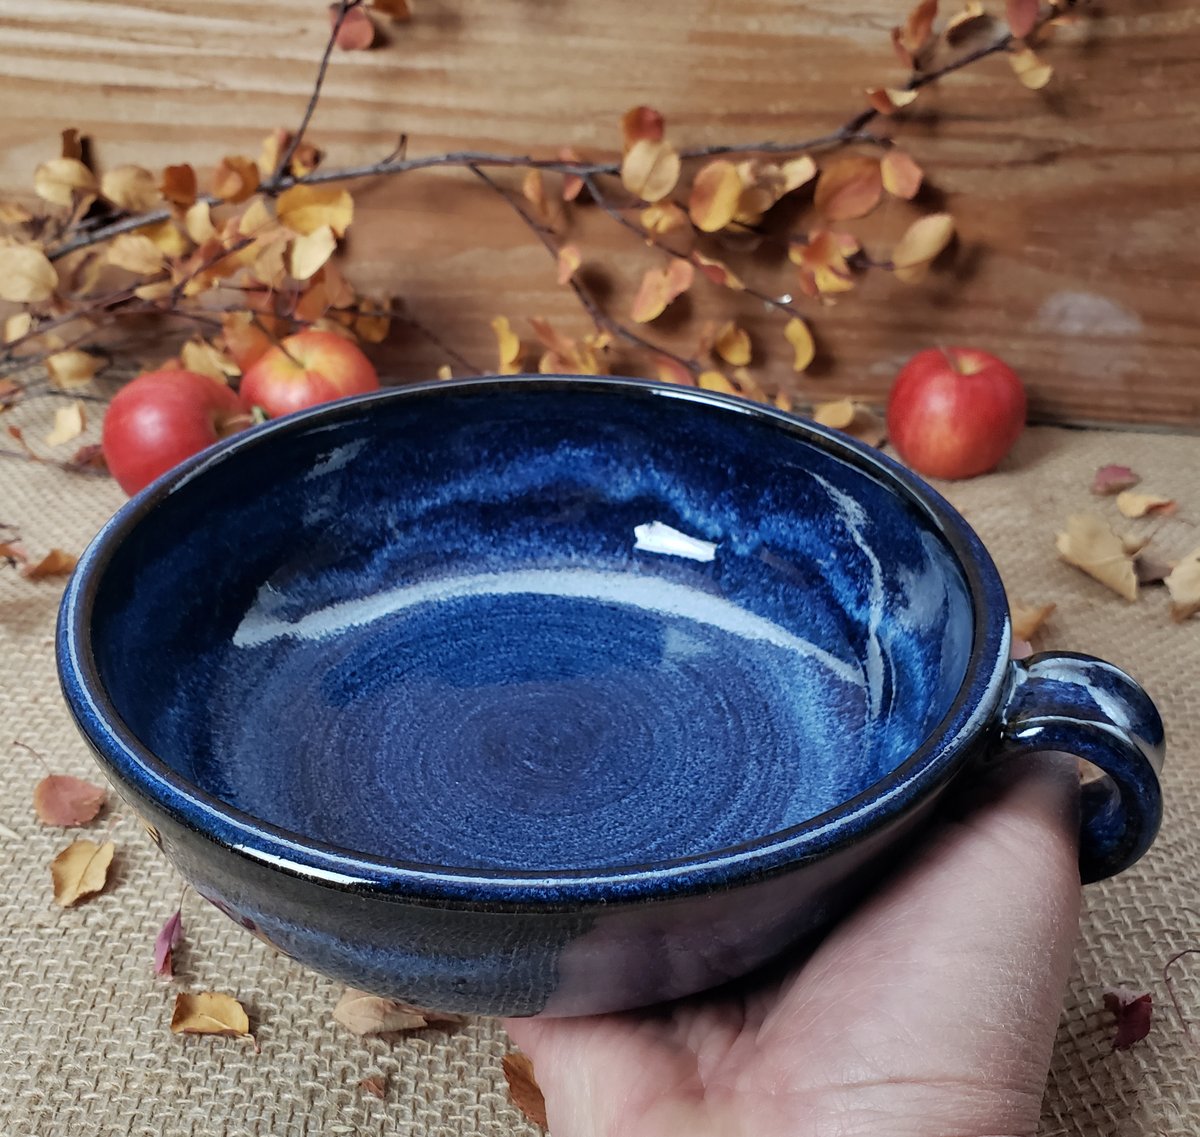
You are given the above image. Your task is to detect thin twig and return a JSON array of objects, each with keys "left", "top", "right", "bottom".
[
  {"left": 266, "top": 0, "right": 366, "bottom": 190},
  {"left": 1164, "top": 948, "right": 1200, "bottom": 1046},
  {"left": 469, "top": 166, "right": 700, "bottom": 375},
  {"left": 395, "top": 312, "right": 483, "bottom": 375}
]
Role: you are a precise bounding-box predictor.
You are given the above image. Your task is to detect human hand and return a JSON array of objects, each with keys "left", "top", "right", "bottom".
[{"left": 504, "top": 757, "right": 1081, "bottom": 1137}]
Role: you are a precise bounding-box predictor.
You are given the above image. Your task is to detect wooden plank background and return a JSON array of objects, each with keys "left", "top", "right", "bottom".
[{"left": 0, "top": 0, "right": 1197, "bottom": 427}]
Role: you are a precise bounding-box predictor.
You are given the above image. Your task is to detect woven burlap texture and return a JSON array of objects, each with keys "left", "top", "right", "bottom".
[{"left": 2, "top": 422, "right": 1197, "bottom": 1137}]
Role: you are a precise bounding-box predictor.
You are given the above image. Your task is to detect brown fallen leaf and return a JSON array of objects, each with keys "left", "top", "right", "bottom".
[
  {"left": 621, "top": 105, "right": 665, "bottom": 151},
  {"left": 1091, "top": 464, "right": 1140, "bottom": 495},
  {"left": 332, "top": 987, "right": 429, "bottom": 1035},
  {"left": 502, "top": 1051, "right": 548, "bottom": 1129},
  {"left": 630, "top": 259, "right": 694, "bottom": 324},
  {"left": 1055, "top": 514, "right": 1137, "bottom": 602},
  {"left": 50, "top": 838, "right": 115, "bottom": 906},
  {"left": 155, "top": 908, "right": 184, "bottom": 978},
  {"left": 34, "top": 774, "right": 107, "bottom": 826},
  {"left": 358, "top": 1075, "right": 388, "bottom": 1099},
  {"left": 1116, "top": 491, "right": 1176, "bottom": 520},
  {"left": 1, "top": 542, "right": 28, "bottom": 566},
  {"left": 22, "top": 549, "right": 78, "bottom": 580},
  {"left": 170, "top": 991, "right": 251, "bottom": 1037},
  {"left": 813, "top": 156, "right": 883, "bottom": 222},
  {"left": 1165, "top": 546, "right": 1200, "bottom": 621},
  {"left": 1010, "top": 599, "right": 1056, "bottom": 642},
  {"left": 1103, "top": 987, "right": 1153, "bottom": 1051},
  {"left": 881, "top": 148, "right": 924, "bottom": 200},
  {"left": 811, "top": 399, "right": 886, "bottom": 447}
]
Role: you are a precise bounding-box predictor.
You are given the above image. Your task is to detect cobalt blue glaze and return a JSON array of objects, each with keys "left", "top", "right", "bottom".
[{"left": 56, "top": 376, "right": 1166, "bottom": 1016}]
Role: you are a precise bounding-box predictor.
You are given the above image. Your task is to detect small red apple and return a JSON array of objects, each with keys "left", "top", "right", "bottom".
[
  {"left": 238, "top": 329, "right": 379, "bottom": 419},
  {"left": 886, "top": 347, "right": 1027, "bottom": 480},
  {"left": 102, "top": 369, "right": 249, "bottom": 496}
]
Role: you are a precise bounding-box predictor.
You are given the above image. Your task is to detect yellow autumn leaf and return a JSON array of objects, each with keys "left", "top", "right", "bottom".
[
  {"left": 730, "top": 367, "right": 770, "bottom": 404},
  {"left": 288, "top": 225, "right": 336, "bottom": 281},
  {"left": 355, "top": 299, "right": 391, "bottom": 345},
  {"left": 50, "top": 839, "right": 115, "bottom": 907},
  {"left": 1115, "top": 491, "right": 1175, "bottom": 519},
  {"left": 639, "top": 201, "right": 689, "bottom": 236},
  {"left": 814, "top": 156, "right": 883, "bottom": 222},
  {"left": 0, "top": 200, "right": 34, "bottom": 225},
  {"left": 1010, "top": 599, "right": 1056, "bottom": 641},
  {"left": 691, "top": 251, "right": 744, "bottom": 290},
  {"left": 866, "top": 87, "right": 919, "bottom": 115},
  {"left": 556, "top": 244, "right": 581, "bottom": 286},
  {"left": 46, "top": 349, "right": 102, "bottom": 389},
  {"left": 812, "top": 399, "right": 887, "bottom": 446},
  {"left": 101, "top": 165, "right": 161, "bottom": 211},
  {"left": 892, "top": 213, "right": 955, "bottom": 283},
  {"left": 946, "top": 1, "right": 990, "bottom": 44},
  {"left": 144, "top": 219, "right": 191, "bottom": 257},
  {"left": 436, "top": 364, "right": 454, "bottom": 380},
  {"left": 654, "top": 357, "right": 695, "bottom": 386},
  {"left": 0, "top": 244, "right": 58, "bottom": 303},
  {"left": 789, "top": 229, "right": 860, "bottom": 298},
  {"left": 781, "top": 156, "right": 818, "bottom": 193},
  {"left": 881, "top": 149, "right": 924, "bottom": 200},
  {"left": 181, "top": 339, "right": 239, "bottom": 381},
  {"left": 774, "top": 388, "right": 794, "bottom": 413},
  {"left": 5, "top": 312, "right": 32, "bottom": 343},
  {"left": 713, "top": 321, "right": 751, "bottom": 366},
  {"left": 184, "top": 201, "right": 216, "bottom": 243},
  {"left": 620, "top": 139, "right": 682, "bottom": 203},
  {"left": 698, "top": 371, "right": 737, "bottom": 395},
  {"left": 630, "top": 259, "right": 694, "bottom": 324},
  {"left": 1009, "top": 47, "right": 1053, "bottom": 90},
  {"left": 688, "top": 160, "right": 742, "bottom": 233},
  {"left": 212, "top": 155, "right": 260, "bottom": 204},
  {"left": 1056, "top": 514, "right": 1138, "bottom": 602},
  {"left": 492, "top": 315, "right": 522, "bottom": 374},
  {"left": 373, "top": 0, "right": 412, "bottom": 20},
  {"left": 893, "top": 0, "right": 938, "bottom": 64},
  {"left": 170, "top": 991, "right": 250, "bottom": 1037},
  {"left": 237, "top": 197, "right": 276, "bottom": 237},
  {"left": 784, "top": 317, "right": 815, "bottom": 372},
  {"left": 44, "top": 401, "right": 86, "bottom": 447},
  {"left": 34, "top": 158, "right": 96, "bottom": 207},
  {"left": 134, "top": 280, "right": 175, "bottom": 302},
  {"left": 1165, "top": 547, "right": 1200, "bottom": 622},
  {"left": 276, "top": 185, "right": 354, "bottom": 237},
  {"left": 106, "top": 233, "right": 165, "bottom": 275}
]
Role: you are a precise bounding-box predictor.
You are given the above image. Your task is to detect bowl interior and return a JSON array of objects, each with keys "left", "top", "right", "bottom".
[{"left": 87, "top": 382, "right": 975, "bottom": 873}]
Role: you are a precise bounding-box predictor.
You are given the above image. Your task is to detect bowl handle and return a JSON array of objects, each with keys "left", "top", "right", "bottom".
[{"left": 994, "top": 651, "right": 1164, "bottom": 884}]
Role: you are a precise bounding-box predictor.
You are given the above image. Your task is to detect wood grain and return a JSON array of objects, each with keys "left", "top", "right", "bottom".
[{"left": 0, "top": 0, "right": 1197, "bottom": 427}]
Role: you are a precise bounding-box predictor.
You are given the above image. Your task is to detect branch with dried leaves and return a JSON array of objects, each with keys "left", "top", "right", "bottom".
[{"left": 0, "top": 0, "right": 1089, "bottom": 452}]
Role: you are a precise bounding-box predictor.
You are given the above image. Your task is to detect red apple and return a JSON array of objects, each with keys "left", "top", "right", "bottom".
[
  {"left": 238, "top": 330, "right": 379, "bottom": 419},
  {"left": 886, "top": 347, "right": 1027, "bottom": 480},
  {"left": 102, "top": 369, "right": 249, "bottom": 496}
]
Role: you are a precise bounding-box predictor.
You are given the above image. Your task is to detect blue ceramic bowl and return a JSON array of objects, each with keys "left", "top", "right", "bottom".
[{"left": 57, "top": 376, "right": 1165, "bottom": 1016}]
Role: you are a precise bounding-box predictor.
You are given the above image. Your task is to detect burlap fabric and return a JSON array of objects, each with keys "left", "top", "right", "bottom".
[{"left": 1, "top": 413, "right": 1197, "bottom": 1137}]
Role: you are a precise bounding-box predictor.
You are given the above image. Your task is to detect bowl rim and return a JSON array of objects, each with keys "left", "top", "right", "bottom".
[{"left": 58, "top": 374, "right": 1012, "bottom": 905}]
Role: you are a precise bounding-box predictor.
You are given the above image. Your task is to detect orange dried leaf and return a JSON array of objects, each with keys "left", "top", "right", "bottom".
[
  {"left": 221, "top": 313, "right": 273, "bottom": 371},
  {"left": 144, "top": 220, "right": 190, "bottom": 257},
  {"left": 492, "top": 315, "right": 522, "bottom": 374},
  {"left": 812, "top": 399, "right": 886, "bottom": 447},
  {"left": 1116, "top": 491, "right": 1176, "bottom": 519},
  {"left": 5, "top": 312, "right": 32, "bottom": 343},
  {"left": 46, "top": 349, "right": 101, "bottom": 390},
  {"left": 332, "top": 987, "right": 433, "bottom": 1035},
  {"left": 503, "top": 1052, "right": 548, "bottom": 1129},
  {"left": 654, "top": 357, "right": 695, "bottom": 386},
  {"left": 288, "top": 225, "right": 337, "bottom": 281},
  {"left": 276, "top": 185, "right": 353, "bottom": 237},
  {"left": 100, "top": 165, "right": 160, "bottom": 212},
  {"left": 946, "top": 1, "right": 991, "bottom": 43},
  {"left": 688, "top": 160, "right": 742, "bottom": 233},
  {"left": 713, "top": 321, "right": 751, "bottom": 366},
  {"left": 1056, "top": 514, "right": 1137, "bottom": 602},
  {"left": 1165, "top": 547, "right": 1200, "bottom": 621},
  {"left": 620, "top": 139, "right": 681, "bottom": 203},
  {"left": 212, "top": 156, "right": 260, "bottom": 204},
  {"left": 0, "top": 245, "right": 58, "bottom": 303},
  {"left": 134, "top": 280, "right": 174, "bottom": 302},
  {"left": 698, "top": 371, "right": 736, "bottom": 395},
  {"left": 814, "top": 156, "right": 883, "bottom": 222},
  {"left": 892, "top": 213, "right": 955, "bottom": 283},
  {"left": 894, "top": 0, "right": 939, "bottom": 63},
  {"left": 354, "top": 300, "right": 391, "bottom": 345},
  {"left": 630, "top": 259, "right": 694, "bottom": 323},
  {"left": 34, "top": 158, "right": 96, "bottom": 207},
  {"left": 730, "top": 367, "right": 770, "bottom": 404},
  {"left": 372, "top": 0, "right": 411, "bottom": 20},
  {"left": 881, "top": 149, "right": 924, "bottom": 200},
  {"left": 50, "top": 838, "right": 114, "bottom": 906},
  {"left": 621, "top": 105, "right": 665, "bottom": 152},
  {"left": 34, "top": 775, "right": 106, "bottom": 827},
  {"left": 60, "top": 128, "right": 83, "bottom": 161},
  {"left": 866, "top": 86, "right": 919, "bottom": 116},
  {"left": 106, "top": 233, "right": 165, "bottom": 275},
  {"left": 333, "top": 4, "right": 376, "bottom": 50},
  {"left": 1009, "top": 47, "right": 1053, "bottom": 89},
  {"left": 1006, "top": 0, "right": 1039, "bottom": 38},
  {"left": 160, "top": 164, "right": 197, "bottom": 208},
  {"left": 184, "top": 201, "right": 216, "bottom": 243},
  {"left": 181, "top": 339, "right": 238, "bottom": 381},
  {"left": 556, "top": 244, "right": 582, "bottom": 286},
  {"left": 781, "top": 156, "right": 818, "bottom": 193},
  {"left": 44, "top": 402, "right": 86, "bottom": 447},
  {"left": 640, "top": 201, "right": 689, "bottom": 236},
  {"left": 1011, "top": 599, "right": 1056, "bottom": 641},
  {"left": 558, "top": 146, "right": 585, "bottom": 202},
  {"left": 691, "top": 251, "right": 744, "bottom": 290},
  {"left": 170, "top": 991, "right": 250, "bottom": 1037},
  {"left": 784, "top": 317, "right": 815, "bottom": 372},
  {"left": 522, "top": 169, "right": 548, "bottom": 216},
  {"left": 789, "top": 230, "right": 858, "bottom": 298},
  {"left": 436, "top": 364, "right": 453, "bottom": 380}
]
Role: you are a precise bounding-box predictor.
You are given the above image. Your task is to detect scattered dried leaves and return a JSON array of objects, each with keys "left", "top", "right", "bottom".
[
  {"left": 892, "top": 0, "right": 939, "bottom": 67},
  {"left": 332, "top": 987, "right": 462, "bottom": 1035},
  {"left": 640, "top": 201, "right": 689, "bottom": 236},
  {"left": 811, "top": 398, "right": 886, "bottom": 447},
  {"left": 1011, "top": 599, "right": 1056, "bottom": 642},
  {"left": 155, "top": 909, "right": 184, "bottom": 978},
  {"left": 1115, "top": 491, "right": 1176, "bottom": 520},
  {"left": 1091, "top": 464, "right": 1140, "bottom": 495},
  {"left": 946, "top": 1, "right": 991, "bottom": 44},
  {"left": 212, "top": 156, "right": 260, "bottom": 204},
  {"left": 51, "top": 838, "right": 115, "bottom": 906},
  {"left": 43, "top": 402, "right": 86, "bottom": 448},
  {"left": 630, "top": 259, "right": 694, "bottom": 323},
  {"left": 107, "top": 232, "right": 166, "bottom": 275},
  {"left": 502, "top": 1052, "right": 549, "bottom": 1129},
  {"left": 276, "top": 185, "right": 354, "bottom": 236},
  {"left": 22, "top": 548, "right": 78, "bottom": 580},
  {"left": 34, "top": 774, "right": 107, "bottom": 826},
  {"left": 1103, "top": 987, "right": 1153, "bottom": 1051},
  {"left": 1165, "top": 547, "right": 1200, "bottom": 621},
  {"left": 1056, "top": 514, "right": 1137, "bottom": 602},
  {"left": 289, "top": 225, "right": 337, "bottom": 281},
  {"left": 46, "top": 349, "right": 102, "bottom": 390},
  {"left": 170, "top": 991, "right": 250, "bottom": 1037},
  {"left": 491, "top": 315, "right": 523, "bottom": 374},
  {"left": 160, "top": 163, "right": 197, "bottom": 208},
  {"left": 101, "top": 165, "right": 161, "bottom": 212},
  {"left": 34, "top": 158, "right": 96, "bottom": 207},
  {"left": 789, "top": 229, "right": 859, "bottom": 298}
]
